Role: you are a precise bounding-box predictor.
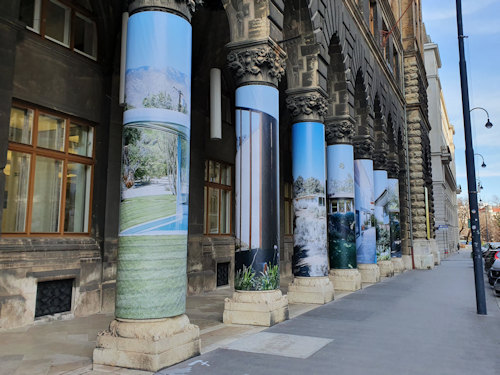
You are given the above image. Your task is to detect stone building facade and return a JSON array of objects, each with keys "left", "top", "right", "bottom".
[
  {"left": 424, "top": 35, "right": 459, "bottom": 261},
  {"left": 0, "top": 0, "right": 436, "bottom": 353}
]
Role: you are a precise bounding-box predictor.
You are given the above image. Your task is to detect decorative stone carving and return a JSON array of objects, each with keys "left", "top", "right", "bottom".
[
  {"left": 387, "top": 158, "right": 400, "bottom": 179},
  {"left": 373, "top": 149, "right": 388, "bottom": 170},
  {"left": 128, "top": 0, "right": 202, "bottom": 20},
  {"left": 286, "top": 92, "right": 328, "bottom": 123},
  {"left": 227, "top": 45, "right": 286, "bottom": 87},
  {"left": 325, "top": 120, "right": 355, "bottom": 145},
  {"left": 353, "top": 135, "right": 374, "bottom": 159}
]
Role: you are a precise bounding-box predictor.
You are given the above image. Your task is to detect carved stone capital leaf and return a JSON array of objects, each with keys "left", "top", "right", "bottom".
[
  {"left": 353, "top": 135, "right": 374, "bottom": 159},
  {"left": 286, "top": 92, "right": 328, "bottom": 122},
  {"left": 373, "top": 150, "right": 388, "bottom": 170},
  {"left": 325, "top": 121, "right": 355, "bottom": 145},
  {"left": 227, "top": 45, "right": 286, "bottom": 87},
  {"left": 386, "top": 159, "right": 400, "bottom": 179},
  {"left": 128, "top": 0, "right": 202, "bottom": 20}
]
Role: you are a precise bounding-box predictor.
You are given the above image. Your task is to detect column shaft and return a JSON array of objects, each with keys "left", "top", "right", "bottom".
[
  {"left": 326, "top": 144, "right": 356, "bottom": 269},
  {"left": 387, "top": 178, "right": 402, "bottom": 258},
  {"left": 354, "top": 159, "right": 376, "bottom": 264},
  {"left": 291, "top": 122, "right": 329, "bottom": 277},
  {"left": 374, "top": 170, "right": 390, "bottom": 260},
  {"left": 234, "top": 84, "right": 280, "bottom": 290},
  {"left": 117, "top": 10, "right": 192, "bottom": 319}
]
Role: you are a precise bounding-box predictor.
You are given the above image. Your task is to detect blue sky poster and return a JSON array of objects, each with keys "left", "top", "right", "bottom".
[{"left": 292, "top": 122, "right": 329, "bottom": 277}]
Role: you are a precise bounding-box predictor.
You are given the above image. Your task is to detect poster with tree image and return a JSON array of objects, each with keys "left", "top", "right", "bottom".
[
  {"left": 327, "top": 144, "right": 357, "bottom": 269},
  {"left": 374, "top": 171, "right": 390, "bottom": 261},
  {"left": 116, "top": 11, "right": 191, "bottom": 319}
]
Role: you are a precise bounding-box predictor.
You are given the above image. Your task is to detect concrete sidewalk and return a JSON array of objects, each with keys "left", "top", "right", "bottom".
[
  {"left": 1, "top": 251, "right": 498, "bottom": 375},
  {"left": 158, "top": 251, "right": 500, "bottom": 375}
]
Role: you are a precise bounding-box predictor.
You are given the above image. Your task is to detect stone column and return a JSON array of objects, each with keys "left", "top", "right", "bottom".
[
  {"left": 284, "top": 90, "right": 335, "bottom": 304},
  {"left": 353, "top": 136, "right": 380, "bottom": 283},
  {"left": 93, "top": 2, "right": 201, "bottom": 371},
  {"left": 222, "top": 40, "right": 288, "bottom": 326},
  {"left": 387, "top": 158, "right": 405, "bottom": 274},
  {"left": 373, "top": 150, "right": 394, "bottom": 278},
  {"left": 325, "top": 119, "right": 362, "bottom": 292}
]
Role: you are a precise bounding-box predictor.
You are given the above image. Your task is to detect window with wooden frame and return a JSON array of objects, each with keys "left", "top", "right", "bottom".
[
  {"left": 2, "top": 103, "right": 95, "bottom": 236},
  {"left": 203, "top": 160, "right": 232, "bottom": 235},
  {"left": 284, "top": 182, "right": 293, "bottom": 236},
  {"left": 19, "top": 0, "right": 97, "bottom": 60},
  {"left": 369, "top": 1, "right": 376, "bottom": 36}
]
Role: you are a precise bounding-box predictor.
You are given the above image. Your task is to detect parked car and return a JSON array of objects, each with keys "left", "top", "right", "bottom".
[
  {"left": 488, "top": 254, "right": 500, "bottom": 291},
  {"left": 483, "top": 242, "right": 500, "bottom": 272},
  {"left": 494, "top": 278, "right": 500, "bottom": 296}
]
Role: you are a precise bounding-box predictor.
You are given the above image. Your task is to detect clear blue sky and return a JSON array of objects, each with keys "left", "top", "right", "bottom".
[{"left": 422, "top": 0, "right": 500, "bottom": 204}]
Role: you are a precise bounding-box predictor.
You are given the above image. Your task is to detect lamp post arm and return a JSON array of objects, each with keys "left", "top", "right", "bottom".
[{"left": 470, "top": 107, "right": 490, "bottom": 119}]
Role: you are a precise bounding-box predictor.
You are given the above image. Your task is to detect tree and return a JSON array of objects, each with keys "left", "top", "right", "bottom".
[{"left": 457, "top": 198, "right": 471, "bottom": 243}]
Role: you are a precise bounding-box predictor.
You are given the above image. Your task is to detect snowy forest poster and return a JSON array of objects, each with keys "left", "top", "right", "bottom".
[{"left": 291, "top": 122, "right": 329, "bottom": 277}]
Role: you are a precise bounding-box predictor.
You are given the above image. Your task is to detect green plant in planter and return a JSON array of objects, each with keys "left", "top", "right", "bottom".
[
  {"left": 257, "top": 263, "right": 280, "bottom": 290},
  {"left": 235, "top": 265, "right": 256, "bottom": 290}
]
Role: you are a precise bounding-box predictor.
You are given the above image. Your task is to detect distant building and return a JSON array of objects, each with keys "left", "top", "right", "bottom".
[{"left": 424, "top": 35, "right": 460, "bottom": 260}]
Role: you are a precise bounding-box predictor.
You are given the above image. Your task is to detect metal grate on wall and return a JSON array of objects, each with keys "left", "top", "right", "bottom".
[
  {"left": 216, "top": 262, "right": 230, "bottom": 287},
  {"left": 35, "top": 279, "right": 74, "bottom": 318}
]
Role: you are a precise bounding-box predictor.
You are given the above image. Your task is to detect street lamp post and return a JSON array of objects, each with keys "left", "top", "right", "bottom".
[{"left": 456, "top": 0, "right": 487, "bottom": 315}]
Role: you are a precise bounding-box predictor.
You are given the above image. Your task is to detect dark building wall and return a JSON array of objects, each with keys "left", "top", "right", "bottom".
[{"left": 0, "top": 0, "right": 123, "bottom": 328}]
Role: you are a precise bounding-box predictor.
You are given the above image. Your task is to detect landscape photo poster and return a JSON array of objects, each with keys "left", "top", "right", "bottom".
[
  {"left": 234, "top": 85, "right": 280, "bottom": 291},
  {"left": 354, "top": 159, "right": 376, "bottom": 264},
  {"left": 374, "top": 170, "right": 390, "bottom": 261},
  {"left": 292, "top": 122, "right": 329, "bottom": 277},
  {"left": 116, "top": 11, "right": 192, "bottom": 319},
  {"left": 326, "top": 144, "right": 357, "bottom": 270},
  {"left": 387, "top": 178, "right": 402, "bottom": 257}
]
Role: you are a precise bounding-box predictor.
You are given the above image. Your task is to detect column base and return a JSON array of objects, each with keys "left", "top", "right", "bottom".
[
  {"left": 430, "top": 239, "right": 441, "bottom": 265},
  {"left": 377, "top": 260, "right": 394, "bottom": 278},
  {"left": 358, "top": 263, "right": 380, "bottom": 283},
  {"left": 329, "top": 269, "right": 362, "bottom": 291},
  {"left": 402, "top": 255, "right": 413, "bottom": 270},
  {"left": 287, "top": 276, "right": 335, "bottom": 304},
  {"left": 92, "top": 314, "right": 200, "bottom": 372},
  {"left": 391, "top": 258, "right": 406, "bottom": 274},
  {"left": 223, "top": 289, "right": 289, "bottom": 326},
  {"left": 413, "top": 239, "right": 435, "bottom": 270}
]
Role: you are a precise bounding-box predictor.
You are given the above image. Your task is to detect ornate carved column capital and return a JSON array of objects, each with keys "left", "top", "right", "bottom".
[
  {"left": 128, "top": 0, "right": 202, "bottom": 21},
  {"left": 353, "top": 135, "right": 374, "bottom": 160},
  {"left": 373, "top": 150, "right": 388, "bottom": 170},
  {"left": 387, "top": 158, "right": 400, "bottom": 179},
  {"left": 324, "top": 118, "right": 356, "bottom": 145},
  {"left": 227, "top": 40, "right": 286, "bottom": 87},
  {"left": 285, "top": 89, "right": 328, "bottom": 123}
]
